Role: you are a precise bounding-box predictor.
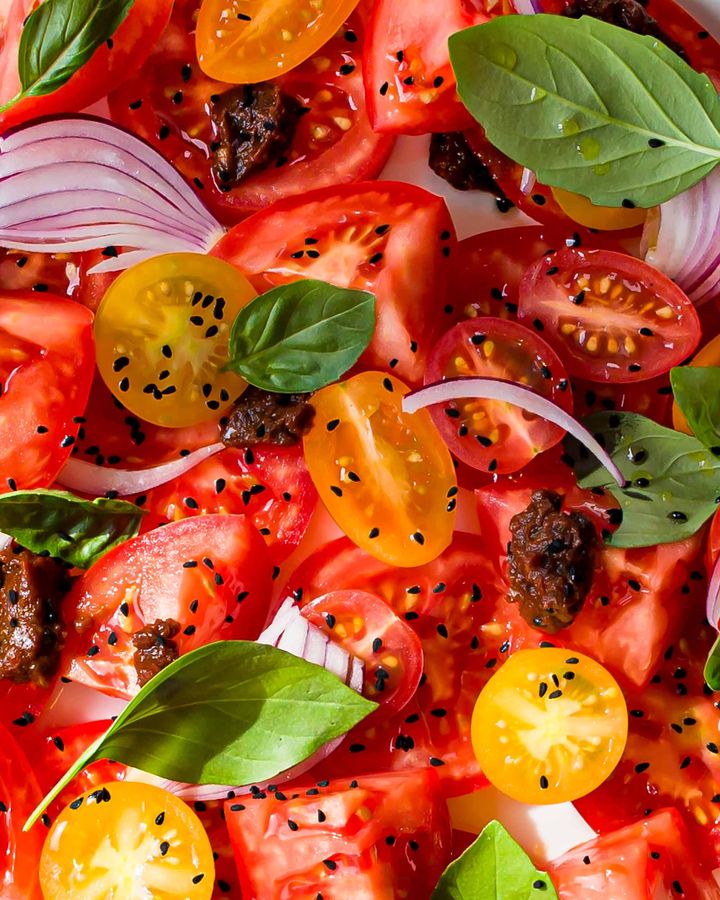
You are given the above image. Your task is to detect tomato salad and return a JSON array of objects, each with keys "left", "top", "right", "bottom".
[{"left": 2, "top": 0, "right": 720, "bottom": 897}]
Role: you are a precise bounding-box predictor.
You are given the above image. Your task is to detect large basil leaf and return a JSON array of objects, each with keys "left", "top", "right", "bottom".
[
  {"left": 6, "top": 0, "right": 134, "bottom": 109},
  {"left": 567, "top": 412, "right": 720, "bottom": 547},
  {"left": 432, "top": 820, "right": 558, "bottom": 899},
  {"left": 670, "top": 366, "right": 720, "bottom": 450},
  {"left": 705, "top": 634, "right": 720, "bottom": 692},
  {"left": 0, "top": 490, "right": 145, "bottom": 568},
  {"left": 25, "top": 641, "right": 376, "bottom": 829},
  {"left": 449, "top": 15, "right": 720, "bottom": 208},
  {"left": 227, "top": 280, "right": 376, "bottom": 393}
]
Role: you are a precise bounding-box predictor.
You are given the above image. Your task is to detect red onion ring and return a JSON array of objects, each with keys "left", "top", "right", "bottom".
[
  {"left": 56, "top": 443, "right": 226, "bottom": 496},
  {"left": 402, "top": 377, "right": 625, "bottom": 487},
  {"left": 707, "top": 555, "right": 720, "bottom": 629},
  {"left": 0, "top": 116, "right": 225, "bottom": 268},
  {"left": 512, "top": 0, "right": 544, "bottom": 11}
]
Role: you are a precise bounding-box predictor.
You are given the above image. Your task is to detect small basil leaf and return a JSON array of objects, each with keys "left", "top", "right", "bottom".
[
  {"left": 25, "top": 641, "right": 376, "bottom": 829},
  {"left": 227, "top": 280, "right": 376, "bottom": 393},
  {"left": 670, "top": 366, "right": 720, "bottom": 450},
  {"left": 0, "top": 489, "right": 145, "bottom": 568},
  {"left": 567, "top": 412, "right": 720, "bottom": 547},
  {"left": 12, "top": 0, "right": 134, "bottom": 106},
  {"left": 705, "top": 634, "right": 720, "bottom": 692},
  {"left": 449, "top": 15, "right": 720, "bottom": 208},
  {"left": 432, "top": 819, "right": 559, "bottom": 899}
]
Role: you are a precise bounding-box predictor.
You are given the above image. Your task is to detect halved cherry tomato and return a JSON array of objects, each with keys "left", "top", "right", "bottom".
[
  {"left": 0, "top": 293, "right": 94, "bottom": 490},
  {"left": 518, "top": 248, "right": 701, "bottom": 383},
  {"left": 672, "top": 332, "right": 720, "bottom": 434},
  {"left": 551, "top": 187, "right": 648, "bottom": 231},
  {"left": 224, "top": 769, "right": 451, "bottom": 898},
  {"left": 213, "top": 182, "right": 455, "bottom": 386},
  {"left": 303, "top": 372, "right": 456, "bottom": 566},
  {"left": 0, "top": 723, "right": 44, "bottom": 899},
  {"left": 143, "top": 445, "right": 317, "bottom": 563},
  {"left": 301, "top": 590, "right": 423, "bottom": 713},
  {"left": 40, "top": 782, "right": 214, "bottom": 898},
  {"left": 0, "top": 251, "right": 77, "bottom": 297},
  {"left": 109, "top": 1, "right": 393, "bottom": 220},
  {"left": 196, "top": 0, "right": 361, "bottom": 83},
  {"left": 471, "top": 647, "right": 628, "bottom": 804},
  {"left": 60, "top": 515, "right": 272, "bottom": 699},
  {"left": 0, "top": 0, "right": 173, "bottom": 132},
  {"left": 94, "top": 253, "right": 254, "bottom": 428},
  {"left": 425, "top": 318, "right": 572, "bottom": 474}
]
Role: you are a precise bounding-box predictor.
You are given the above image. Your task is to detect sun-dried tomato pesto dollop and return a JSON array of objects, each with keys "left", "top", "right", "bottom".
[
  {"left": 563, "top": 0, "right": 687, "bottom": 59},
  {"left": 507, "top": 490, "right": 597, "bottom": 633},
  {"left": 132, "top": 618, "right": 181, "bottom": 687},
  {"left": 221, "top": 387, "right": 315, "bottom": 447}
]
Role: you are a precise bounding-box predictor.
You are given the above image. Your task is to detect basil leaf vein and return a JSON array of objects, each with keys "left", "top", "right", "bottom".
[
  {"left": 227, "top": 279, "right": 376, "bottom": 393},
  {"left": 566, "top": 411, "right": 720, "bottom": 547},
  {"left": 432, "top": 819, "right": 558, "bottom": 899},
  {"left": 670, "top": 366, "right": 720, "bottom": 450},
  {"left": 0, "top": 489, "right": 145, "bottom": 567},
  {"left": 24, "top": 641, "right": 376, "bottom": 830},
  {"left": 449, "top": 14, "right": 720, "bottom": 207}
]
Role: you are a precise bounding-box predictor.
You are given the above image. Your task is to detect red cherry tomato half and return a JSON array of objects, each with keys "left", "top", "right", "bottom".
[
  {"left": 425, "top": 317, "right": 572, "bottom": 474},
  {"left": 301, "top": 590, "right": 424, "bottom": 714},
  {"left": 518, "top": 248, "right": 701, "bottom": 383}
]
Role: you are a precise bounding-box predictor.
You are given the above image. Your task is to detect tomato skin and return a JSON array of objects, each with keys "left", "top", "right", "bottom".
[
  {"left": 0, "top": 293, "right": 95, "bottom": 490},
  {"left": 0, "top": 0, "right": 173, "bottom": 132},
  {"left": 224, "top": 768, "right": 451, "bottom": 899},
  {"left": 0, "top": 722, "right": 44, "bottom": 899},
  {"left": 518, "top": 248, "right": 702, "bottom": 383},
  {"left": 60, "top": 515, "right": 273, "bottom": 699},
  {"left": 212, "top": 182, "right": 455, "bottom": 387}
]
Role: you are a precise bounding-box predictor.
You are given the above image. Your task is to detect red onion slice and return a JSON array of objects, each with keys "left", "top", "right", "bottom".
[
  {"left": 403, "top": 377, "right": 625, "bottom": 488},
  {"left": 56, "top": 443, "right": 225, "bottom": 496},
  {"left": 707, "top": 556, "right": 720, "bottom": 629},
  {"left": 513, "top": 0, "right": 544, "bottom": 11},
  {"left": 0, "top": 116, "right": 225, "bottom": 268}
]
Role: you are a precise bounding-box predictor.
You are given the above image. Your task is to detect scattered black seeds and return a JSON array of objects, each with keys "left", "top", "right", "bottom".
[{"left": 539, "top": 775, "right": 549, "bottom": 789}]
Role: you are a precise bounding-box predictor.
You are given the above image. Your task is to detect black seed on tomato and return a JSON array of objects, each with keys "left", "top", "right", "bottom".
[
  {"left": 120, "top": 602, "right": 129, "bottom": 616},
  {"left": 410, "top": 340, "right": 418, "bottom": 352},
  {"left": 372, "top": 637, "right": 382, "bottom": 652},
  {"left": 433, "top": 582, "right": 446, "bottom": 593},
  {"left": 436, "top": 624, "right": 448, "bottom": 638},
  {"left": 41, "top": 814, "right": 51, "bottom": 827},
  {"left": 629, "top": 363, "right": 642, "bottom": 372},
  {"left": 708, "top": 742, "right": 719, "bottom": 754},
  {"left": 189, "top": 600, "right": 199, "bottom": 613},
  {"left": 192, "top": 875, "right": 205, "bottom": 885},
  {"left": 330, "top": 485, "right": 343, "bottom": 497},
  {"left": 680, "top": 756, "right": 691, "bottom": 769},
  {"left": 404, "top": 610, "right": 418, "bottom": 620},
  {"left": 272, "top": 566, "right": 280, "bottom": 580},
  {"left": 532, "top": 194, "right": 546, "bottom": 205},
  {"left": 488, "top": 459, "right": 497, "bottom": 472},
  {"left": 323, "top": 860, "right": 337, "bottom": 871},
  {"left": 429, "top": 757, "right": 444, "bottom": 767},
  {"left": 583, "top": 855, "right": 591, "bottom": 865},
  {"left": 108, "top": 632, "right": 118, "bottom": 646},
  {"left": 379, "top": 81, "right": 389, "bottom": 95},
  {"left": 382, "top": 377, "right": 393, "bottom": 392},
  {"left": 325, "top": 613, "right": 336, "bottom": 628},
  {"left": 369, "top": 252, "right": 383, "bottom": 265},
  {"left": 229, "top": 803, "right": 244, "bottom": 812},
  {"left": 539, "top": 775, "right": 549, "bottom": 789},
  {"left": 287, "top": 819, "right": 299, "bottom": 831},
  {"left": 349, "top": 743, "right": 366, "bottom": 753},
  {"left": 87, "top": 645, "right": 100, "bottom": 657},
  {"left": 184, "top": 625, "right": 196, "bottom": 636},
  {"left": 548, "top": 689, "right": 562, "bottom": 699},
  {"left": 70, "top": 797, "right": 83, "bottom": 810},
  {"left": 628, "top": 578, "right": 641, "bottom": 591},
  {"left": 282, "top": 491, "right": 292, "bottom": 501},
  {"left": 532, "top": 318, "right": 544, "bottom": 331},
  {"left": 411, "top": 531, "right": 425, "bottom": 545},
  {"left": 471, "top": 584, "right": 482, "bottom": 602},
  {"left": 634, "top": 762, "right": 650, "bottom": 773}
]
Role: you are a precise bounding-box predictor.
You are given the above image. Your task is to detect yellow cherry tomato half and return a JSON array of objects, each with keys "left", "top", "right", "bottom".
[
  {"left": 196, "top": 0, "right": 362, "bottom": 84},
  {"left": 303, "top": 371, "right": 457, "bottom": 567},
  {"left": 551, "top": 187, "right": 648, "bottom": 231},
  {"left": 672, "top": 332, "right": 720, "bottom": 434},
  {"left": 95, "top": 253, "right": 255, "bottom": 428},
  {"left": 40, "top": 781, "right": 214, "bottom": 899},
  {"left": 471, "top": 648, "right": 628, "bottom": 805}
]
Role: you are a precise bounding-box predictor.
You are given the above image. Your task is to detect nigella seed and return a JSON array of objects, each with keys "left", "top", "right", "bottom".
[
  {"left": 192, "top": 875, "right": 205, "bottom": 885},
  {"left": 539, "top": 776, "right": 549, "bottom": 789},
  {"left": 668, "top": 511, "right": 688, "bottom": 523},
  {"left": 326, "top": 418, "right": 340, "bottom": 431},
  {"left": 539, "top": 681, "right": 548, "bottom": 698},
  {"left": 648, "top": 138, "right": 665, "bottom": 148},
  {"left": 411, "top": 531, "right": 425, "bottom": 545}
]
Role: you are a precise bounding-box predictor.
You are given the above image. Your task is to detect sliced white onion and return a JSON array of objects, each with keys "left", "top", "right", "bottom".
[
  {"left": 56, "top": 442, "right": 225, "bottom": 496},
  {"left": 0, "top": 116, "right": 225, "bottom": 268},
  {"left": 707, "top": 555, "right": 720, "bottom": 629},
  {"left": 403, "top": 377, "right": 626, "bottom": 488}
]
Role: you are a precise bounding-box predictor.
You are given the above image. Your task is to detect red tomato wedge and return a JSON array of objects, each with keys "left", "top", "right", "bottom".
[
  {"left": 224, "top": 769, "right": 451, "bottom": 899},
  {"left": 301, "top": 590, "right": 424, "bottom": 714},
  {"left": 0, "top": 0, "right": 173, "bottom": 132},
  {"left": 108, "top": 0, "right": 393, "bottom": 221},
  {"left": 213, "top": 182, "right": 455, "bottom": 386},
  {"left": 60, "top": 515, "right": 273, "bottom": 699},
  {"left": 0, "top": 251, "right": 76, "bottom": 298},
  {"left": 0, "top": 293, "right": 94, "bottom": 490},
  {"left": 425, "top": 317, "right": 572, "bottom": 474},
  {"left": 518, "top": 248, "right": 701, "bottom": 383}
]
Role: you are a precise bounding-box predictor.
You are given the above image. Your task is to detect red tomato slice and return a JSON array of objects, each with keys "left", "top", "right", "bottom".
[
  {"left": 572, "top": 374, "right": 674, "bottom": 426},
  {"left": 108, "top": 0, "right": 393, "bottom": 221},
  {"left": 282, "top": 534, "right": 507, "bottom": 795},
  {"left": 301, "top": 590, "right": 424, "bottom": 714},
  {"left": 224, "top": 769, "right": 451, "bottom": 898},
  {"left": 0, "top": 293, "right": 94, "bottom": 490},
  {"left": 0, "top": 251, "right": 77, "bottom": 298},
  {"left": 425, "top": 317, "right": 572, "bottom": 474},
  {"left": 0, "top": 723, "right": 44, "bottom": 899},
  {"left": 364, "top": 0, "right": 492, "bottom": 134},
  {"left": 143, "top": 445, "right": 317, "bottom": 564},
  {"left": 518, "top": 248, "right": 701, "bottom": 383},
  {"left": 60, "top": 515, "right": 273, "bottom": 699},
  {"left": 213, "top": 182, "right": 455, "bottom": 386},
  {"left": 548, "top": 809, "right": 717, "bottom": 900},
  {"left": 0, "top": 0, "right": 173, "bottom": 132}
]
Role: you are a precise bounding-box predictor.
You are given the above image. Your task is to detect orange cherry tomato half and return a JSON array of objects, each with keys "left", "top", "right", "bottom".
[
  {"left": 196, "top": 0, "right": 362, "bottom": 83},
  {"left": 672, "top": 332, "right": 720, "bottom": 435},
  {"left": 550, "top": 187, "right": 648, "bottom": 232}
]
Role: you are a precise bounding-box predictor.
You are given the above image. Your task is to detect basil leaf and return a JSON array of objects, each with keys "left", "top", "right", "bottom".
[
  {"left": 6, "top": 0, "right": 134, "bottom": 109},
  {"left": 449, "top": 15, "right": 720, "bottom": 208},
  {"left": 670, "top": 367, "right": 720, "bottom": 450},
  {"left": 227, "top": 280, "right": 376, "bottom": 393},
  {"left": 432, "top": 820, "right": 558, "bottom": 899},
  {"left": 705, "top": 634, "right": 720, "bottom": 692},
  {"left": 0, "top": 489, "right": 145, "bottom": 568},
  {"left": 567, "top": 412, "right": 720, "bottom": 547},
  {"left": 25, "top": 641, "right": 376, "bottom": 829}
]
